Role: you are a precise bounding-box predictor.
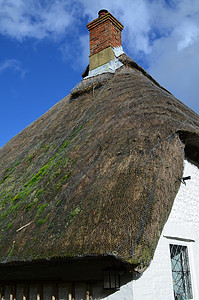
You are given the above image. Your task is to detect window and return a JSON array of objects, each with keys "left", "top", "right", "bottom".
[
  {"left": 170, "top": 244, "right": 193, "bottom": 300},
  {"left": 103, "top": 268, "right": 120, "bottom": 289}
]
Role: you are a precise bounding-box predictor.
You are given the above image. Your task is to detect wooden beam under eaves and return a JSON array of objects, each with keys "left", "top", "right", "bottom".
[{"left": 68, "top": 283, "right": 75, "bottom": 300}]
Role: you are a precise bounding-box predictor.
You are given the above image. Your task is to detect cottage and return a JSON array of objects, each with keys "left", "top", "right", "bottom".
[{"left": 0, "top": 10, "right": 199, "bottom": 300}]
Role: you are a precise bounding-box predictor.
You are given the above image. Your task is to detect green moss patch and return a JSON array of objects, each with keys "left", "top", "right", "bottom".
[
  {"left": 36, "top": 189, "right": 44, "bottom": 197},
  {"left": 36, "top": 203, "right": 48, "bottom": 218},
  {"left": 37, "top": 213, "right": 50, "bottom": 226},
  {"left": 71, "top": 206, "right": 81, "bottom": 217},
  {"left": 7, "top": 222, "right": 13, "bottom": 230},
  {"left": 57, "top": 171, "right": 72, "bottom": 189},
  {"left": 28, "top": 154, "right": 34, "bottom": 162},
  {"left": 0, "top": 160, "right": 21, "bottom": 185},
  {"left": 27, "top": 163, "right": 51, "bottom": 186},
  {"left": 7, "top": 243, "right": 15, "bottom": 260},
  {"left": 11, "top": 191, "right": 26, "bottom": 204},
  {"left": 0, "top": 120, "right": 82, "bottom": 255}
]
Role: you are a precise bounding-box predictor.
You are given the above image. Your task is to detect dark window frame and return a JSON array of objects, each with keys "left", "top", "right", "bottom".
[
  {"left": 103, "top": 268, "right": 120, "bottom": 290},
  {"left": 169, "top": 244, "right": 193, "bottom": 300}
]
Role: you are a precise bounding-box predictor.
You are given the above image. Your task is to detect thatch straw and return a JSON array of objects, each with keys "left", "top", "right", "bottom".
[{"left": 0, "top": 53, "right": 199, "bottom": 271}]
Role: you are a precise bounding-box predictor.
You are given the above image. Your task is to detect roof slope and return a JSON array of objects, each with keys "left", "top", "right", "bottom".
[{"left": 0, "top": 54, "right": 199, "bottom": 269}]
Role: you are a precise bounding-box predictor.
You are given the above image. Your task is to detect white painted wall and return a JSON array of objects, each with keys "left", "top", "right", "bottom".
[
  {"left": 98, "top": 160, "right": 199, "bottom": 300},
  {"left": 92, "top": 281, "right": 134, "bottom": 300},
  {"left": 133, "top": 160, "right": 199, "bottom": 300}
]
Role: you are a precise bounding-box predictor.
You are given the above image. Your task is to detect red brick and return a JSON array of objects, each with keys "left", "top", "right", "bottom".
[{"left": 87, "top": 11, "right": 123, "bottom": 56}]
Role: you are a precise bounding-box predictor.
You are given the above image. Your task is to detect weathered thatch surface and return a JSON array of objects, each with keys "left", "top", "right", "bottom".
[{"left": 0, "top": 54, "right": 199, "bottom": 270}]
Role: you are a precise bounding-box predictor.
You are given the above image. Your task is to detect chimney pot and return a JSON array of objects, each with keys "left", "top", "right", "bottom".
[{"left": 98, "top": 9, "right": 108, "bottom": 17}]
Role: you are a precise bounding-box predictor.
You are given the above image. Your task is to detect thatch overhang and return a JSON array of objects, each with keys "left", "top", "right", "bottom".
[
  {"left": 0, "top": 255, "right": 133, "bottom": 281},
  {"left": 0, "top": 54, "right": 199, "bottom": 272}
]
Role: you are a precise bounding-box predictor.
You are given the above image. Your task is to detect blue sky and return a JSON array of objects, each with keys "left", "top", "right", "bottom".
[{"left": 1, "top": 0, "right": 199, "bottom": 148}]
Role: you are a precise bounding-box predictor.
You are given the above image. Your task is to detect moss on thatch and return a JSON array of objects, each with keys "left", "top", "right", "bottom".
[{"left": 0, "top": 54, "right": 199, "bottom": 270}]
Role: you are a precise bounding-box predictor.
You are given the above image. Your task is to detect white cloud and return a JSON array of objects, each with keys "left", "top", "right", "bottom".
[
  {"left": 0, "top": 59, "right": 27, "bottom": 78},
  {"left": 176, "top": 21, "right": 199, "bottom": 51},
  {"left": 1, "top": 0, "right": 199, "bottom": 57},
  {"left": 0, "top": 0, "right": 74, "bottom": 40},
  {"left": 144, "top": 1, "right": 199, "bottom": 113},
  {"left": 148, "top": 34, "right": 199, "bottom": 113},
  {"left": 78, "top": 0, "right": 153, "bottom": 55},
  {"left": 0, "top": 0, "right": 199, "bottom": 112},
  {"left": 77, "top": 0, "right": 199, "bottom": 60}
]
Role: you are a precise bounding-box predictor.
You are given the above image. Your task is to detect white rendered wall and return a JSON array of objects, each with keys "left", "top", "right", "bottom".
[
  {"left": 133, "top": 160, "right": 199, "bottom": 300},
  {"left": 92, "top": 281, "right": 134, "bottom": 300}
]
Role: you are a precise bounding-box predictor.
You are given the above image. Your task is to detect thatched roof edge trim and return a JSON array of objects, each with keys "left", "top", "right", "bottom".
[
  {"left": 0, "top": 253, "right": 137, "bottom": 270},
  {"left": 70, "top": 72, "right": 114, "bottom": 98}
]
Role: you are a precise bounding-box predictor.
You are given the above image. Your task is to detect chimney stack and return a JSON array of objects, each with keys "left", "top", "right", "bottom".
[{"left": 86, "top": 10, "right": 124, "bottom": 72}]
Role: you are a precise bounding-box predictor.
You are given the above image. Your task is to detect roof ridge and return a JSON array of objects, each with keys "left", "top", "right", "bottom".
[{"left": 118, "top": 53, "right": 172, "bottom": 96}]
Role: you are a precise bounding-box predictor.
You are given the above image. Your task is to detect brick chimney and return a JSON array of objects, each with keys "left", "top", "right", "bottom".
[{"left": 87, "top": 10, "right": 124, "bottom": 72}]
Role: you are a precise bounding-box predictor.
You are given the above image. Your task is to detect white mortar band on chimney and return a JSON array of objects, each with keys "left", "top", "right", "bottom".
[{"left": 113, "top": 46, "right": 124, "bottom": 57}]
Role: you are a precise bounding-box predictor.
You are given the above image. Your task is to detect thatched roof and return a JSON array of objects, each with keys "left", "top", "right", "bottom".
[{"left": 0, "top": 54, "right": 199, "bottom": 271}]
